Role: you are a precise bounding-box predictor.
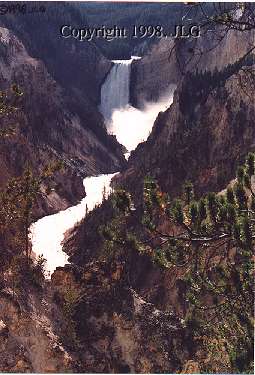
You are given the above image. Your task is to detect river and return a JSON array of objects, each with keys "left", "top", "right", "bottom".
[{"left": 30, "top": 57, "right": 175, "bottom": 275}]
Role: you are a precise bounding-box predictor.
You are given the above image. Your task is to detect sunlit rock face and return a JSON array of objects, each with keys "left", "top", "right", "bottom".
[
  {"left": 130, "top": 39, "right": 180, "bottom": 108},
  {"left": 0, "top": 288, "right": 75, "bottom": 373},
  {"left": 130, "top": 27, "right": 255, "bottom": 108}
]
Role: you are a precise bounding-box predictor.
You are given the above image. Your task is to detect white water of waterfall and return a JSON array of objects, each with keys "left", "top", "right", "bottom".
[
  {"left": 109, "top": 90, "right": 175, "bottom": 153},
  {"left": 101, "top": 58, "right": 175, "bottom": 152},
  {"left": 100, "top": 56, "right": 140, "bottom": 120},
  {"left": 100, "top": 61, "right": 131, "bottom": 120}
]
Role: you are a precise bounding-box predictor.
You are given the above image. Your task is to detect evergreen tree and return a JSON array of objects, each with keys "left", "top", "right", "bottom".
[
  {"left": 106, "top": 154, "right": 254, "bottom": 373},
  {"left": 140, "top": 154, "right": 254, "bottom": 373}
]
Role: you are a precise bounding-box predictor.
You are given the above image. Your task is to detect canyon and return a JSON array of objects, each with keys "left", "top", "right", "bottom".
[
  {"left": 0, "top": 2, "right": 254, "bottom": 373},
  {"left": 31, "top": 57, "right": 175, "bottom": 275}
]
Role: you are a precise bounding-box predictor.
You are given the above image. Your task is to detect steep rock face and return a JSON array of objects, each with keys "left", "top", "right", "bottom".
[
  {"left": 62, "top": 198, "right": 190, "bottom": 318},
  {"left": 117, "top": 66, "right": 255, "bottom": 203},
  {"left": 0, "top": 2, "right": 111, "bottom": 105},
  {"left": 0, "top": 27, "right": 125, "bottom": 216},
  {"left": 131, "top": 28, "right": 255, "bottom": 107},
  {"left": 0, "top": 283, "right": 77, "bottom": 373},
  {"left": 51, "top": 262, "right": 191, "bottom": 373},
  {"left": 130, "top": 39, "right": 180, "bottom": 107}
]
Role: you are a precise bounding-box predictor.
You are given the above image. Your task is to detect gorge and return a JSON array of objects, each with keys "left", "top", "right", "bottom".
[
  {"left": 0, "top": 2, "right": 254, "bottom": 373},
  {"left": 30, "top": 57, "right": 175, "bottom": 275}
]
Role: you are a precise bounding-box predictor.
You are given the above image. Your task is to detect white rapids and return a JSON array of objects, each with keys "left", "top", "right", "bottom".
[{"left": 30, "top": 174, "right": 116, "bottom": 275}]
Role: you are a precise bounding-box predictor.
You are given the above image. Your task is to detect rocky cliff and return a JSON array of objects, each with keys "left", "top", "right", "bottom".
[
  {"left": 119, "top": 42, "right": 255, "bottom": 204},
  {"left": 59, "top": 26, "right": 255, "bottom": 373},
  {"left": 130, "top": 27, "right": 255, "bottom": 107},
  {"left": 50, "top": 261, "right": 191, "bottom": 373},
  {"left": 0, "top": 257, "right": 195, "bottom": 373},
  {"left": 0, "top": 2, "right": 112, "bottom": 105},
  {"left": 0, "top": 26, "right": 125, "bottom": 217},
  {"left": 0, "top": 268, "right": 77, "bottom": 372},
  {"left": 1, "top": 6, "right": 254, "bottom": 373}
]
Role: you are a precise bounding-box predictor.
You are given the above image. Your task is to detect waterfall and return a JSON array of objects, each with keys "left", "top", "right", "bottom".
[
  {"left": 100, "top": 57, "right": 140, "bottom": 120},
  {"left": 100, "top": 57, "right": 175, "bottom": 153}
]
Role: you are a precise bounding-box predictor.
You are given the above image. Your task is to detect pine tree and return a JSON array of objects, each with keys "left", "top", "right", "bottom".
[
  {"left": 107, "top": 153, "right": 254, "bottom": 373},
  {"left": 140, "top": 154, "right": 254, "bottom": 372}
]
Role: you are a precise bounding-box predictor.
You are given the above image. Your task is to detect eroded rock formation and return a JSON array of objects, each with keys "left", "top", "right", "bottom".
[
  {"left": 50, "top": 261, "right": 190, "bottom": 373},
  {"left": 0, "top": 26, "right": 125, "bottom": 217},
  {"left": 130, "top": 28, "right": 255, "bottom": 107},
  {"left": 118, "top": 63, "right": 255, "bottom": 204}
]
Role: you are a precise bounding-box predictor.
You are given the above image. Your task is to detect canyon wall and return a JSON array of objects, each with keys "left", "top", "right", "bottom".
[
  {"left": 0, "top": 2, "right": 112, "bottom": 105},
  {"left": 122, "top": 26, "right": 255, "bottom": 202},
  {"left": 130, "top": 28, "right": 255, "bottom": 107},
  {"left": 0, "top": 26, "right": 125, "bottom": 217},
  {"left": 117, "top": 65, "right": 255, "bottom": 203},
  {"left": 0, "top": 6, "right": 254, "bottom": 373}
]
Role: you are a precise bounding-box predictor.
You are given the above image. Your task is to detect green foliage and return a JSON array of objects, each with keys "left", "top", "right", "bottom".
[
  {"left": 207, "top": 192, "right": 218, "bottom": 221},
  {"left": 237, "top": 165, "right": 245, "bottom": 182},
  {"left": 235, "top": 182, "right": 247, "bottom": 209},
  {"left": 61, "top": 288, "right": 80, "bottom": 349},
  {"left": 172, "top": 199, "right": 184, "bottom": 224},
  {"left": 246, "top": 152, "right": 255, "bottom": 176},
  {"left": 0, "top": 86, "right": 23, "bottom": 137},
  {"left": 140, "top": 153, "right": 255, "bottom": 372},
  {"left": 0, "top": 87, "right": 64, "bottom": 275},
  {"left": 100, "top": 152, "right": 254, "bottom": 372},
  {"left": 8, "top": 253, "right": 47, "bottom": 292},
  {"left": 226, "top": 186, "right": 235, "bottom": 204},
  {"left": 183, "top": 181, "right": 194, "bottom": 205},
  {"left": 0, "top": 158, "right": 65, "bottom": 267},
  {"left": 189, "top": 201, "right": 198, "bottom": 224},
  {"left": 113, "top": 189, "right": 132, "bottom": 214},
  {"left": 0, "top": 85, "right": 23, "bottom": 116},
  {"left": 0, "top": 168, "right": 39, "bottom": 262},
  {"left": 198, "top": 198, "right": 207, "bottom": 221}
]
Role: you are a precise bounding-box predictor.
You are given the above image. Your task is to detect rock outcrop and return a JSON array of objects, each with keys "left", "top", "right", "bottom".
[
  {"left": 130, "top": 27, "right": 255, "bottom": 107},
  {"left": 0, "top": 26, "right": 125, "bottom": 217},
  {"left": 0, "top": 281, "right": 77, "bottom": 373},
  {"left": 118, "top": 60, "right": 255, "bottom": 204},
  {"left": 0, "top": 260, "right": 191, "bottom": 373},
  {"left": 51, "top": 261, "right": 190, "bottom": 373}
]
